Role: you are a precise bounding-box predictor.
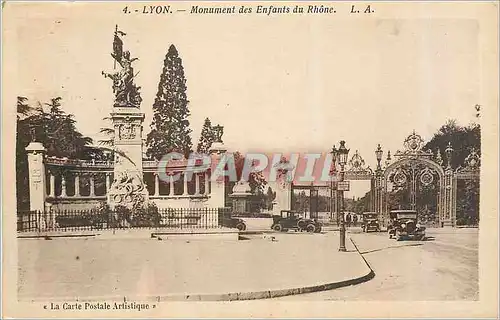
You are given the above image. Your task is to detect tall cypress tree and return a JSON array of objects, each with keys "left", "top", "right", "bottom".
[
  {"left": 146, "top": 45, "right": 192, "bottom": 160},
  {"left": 196, "top": 117, "right": 214, "bottom": 154}
]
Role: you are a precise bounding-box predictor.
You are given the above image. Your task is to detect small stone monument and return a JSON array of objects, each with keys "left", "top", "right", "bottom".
[{"left": 229, "top": 180, "right": 252, "bottom": 213}]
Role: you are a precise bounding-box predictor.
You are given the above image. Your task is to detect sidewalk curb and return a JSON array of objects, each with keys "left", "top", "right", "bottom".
[{"left": 17, "top": 233, "right": 99, "bottom": 239}]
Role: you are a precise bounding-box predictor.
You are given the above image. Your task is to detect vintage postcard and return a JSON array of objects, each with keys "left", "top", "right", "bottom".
[{"left": 2, "top": 1, "right": 498, "bottom": 318}]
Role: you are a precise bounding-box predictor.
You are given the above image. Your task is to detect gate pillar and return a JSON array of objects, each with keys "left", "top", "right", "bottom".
[
  {"left": 374, "top": 170, "right": 385, "bottom": 227},
  {"left": 441, "top": 168, "right": 455, "bottom": 227},
  {"left": 442, "top": 142, "right": 455, "bottom": 227},
  {"left": 26, "top": 141, "right": 47, "bottom": 212}
]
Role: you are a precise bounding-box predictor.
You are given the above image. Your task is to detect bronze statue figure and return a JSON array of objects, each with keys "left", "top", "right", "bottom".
[{"left": 102, "top": 25, "right": 142, "bottom": 108}]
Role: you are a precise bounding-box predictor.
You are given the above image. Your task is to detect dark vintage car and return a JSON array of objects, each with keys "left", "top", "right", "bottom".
[
  {"left": 220, "top": 215, "right": 247, "bottom": 231},
  {"left": 271, "top": 210, "right": 322, "bottom": 233},
  {"left": 388, "top": 210, "right": 426, "bottom": 241},
  {"left": 361, "top": 212, "right": 380, "bottom": 232}
]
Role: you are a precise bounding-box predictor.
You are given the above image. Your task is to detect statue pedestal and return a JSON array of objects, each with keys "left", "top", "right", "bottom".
[{"left": 107, "top": 107, "right": 148, "bottom": 210}]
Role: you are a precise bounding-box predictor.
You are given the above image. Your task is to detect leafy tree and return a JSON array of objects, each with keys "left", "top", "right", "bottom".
[
  {"left": 423, "top": 120, "right": 480, "bottom": 225},
  {"left": 146, "top": 44, "right": 192, "bottom": 160},
  {"left": 98, "top": 116, "right": 114, "bottom": 147},
  {"left": 17, "top": 96, "right": 31, "bottom": 119},
  {"left": 16, "top": 97, "right": 96, "bottom": 210},
  {"left": 196, "top": 117, "right": 215, "bottom": 154},
  {"left": 423, "top": 119, "right": 480, "bottom": 170},
  {"left": 223, "top": 152, "right": 269, "bottom": 212},
  {"left": 32, "top": 97, "right": 93, "bottom": 158},
  {"left": 266, "top": 186, "right": 277, "bottom": 210}
]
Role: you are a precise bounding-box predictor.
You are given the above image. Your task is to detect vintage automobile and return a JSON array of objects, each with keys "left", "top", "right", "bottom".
[
  {"left": 388, "top": 210, "right": 426, "bottom": 241},
  {"left": 220, "top": 215, "right": 247, "bottom": 231},
  {"left": 361, "top": 212, "right": 380, "bottom": 232},
  {"left": 271, "top": 210, "right": 322, "bottom": 233}
]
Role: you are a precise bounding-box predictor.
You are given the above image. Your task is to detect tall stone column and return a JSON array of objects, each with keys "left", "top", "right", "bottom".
[
  {"left": 154, "top": 173, "right": 160, "bottom": 196},
  {"left": 204, "top": 172, "right": 210, "bottom": 195},
  {"left": 195, "top": 173, "right": 200, "bottom": 195},
  {"left": 209, "top": 141, "right": 228, "bottom": 215},
  {"left": 107, "top": 108, "right": 148, "bottom": 208},
  {"left": 169, "top": 174, "right": 174, "bottom": 196},
  {"left": 89, "top": 174, "right": 95, "bottom": 197},
  {"left": 26, "top": 142, "right": 47, "bottom": 212},
  {"left": 105, "top": 173, "right": 111, "bottom": 192},
  {"left": 74, "top": 173, "right": 80, "bottom": 197},
  {"left": 49, "top": 172, "right": 55, "bottom": 198},
  {"left": 183, "top": 172, "right": 189, "bottom": 196},
  {"left": 61, "top": 174, "right": 67, "bottom": 198}
]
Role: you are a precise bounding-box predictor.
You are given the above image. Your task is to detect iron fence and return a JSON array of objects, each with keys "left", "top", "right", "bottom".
[{"left": 17, "top": 207, "right": 230, "bottom": 232}]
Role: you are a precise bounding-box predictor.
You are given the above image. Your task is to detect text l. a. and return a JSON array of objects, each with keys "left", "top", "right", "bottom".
[{"left": 350, "top": 5, "right": 374, "bottom": 14}]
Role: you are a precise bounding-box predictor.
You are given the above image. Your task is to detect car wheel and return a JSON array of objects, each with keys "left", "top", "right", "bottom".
[
  {"left": 396, "top": 231, "right": 402, "bottom": 241},
  {"left": 297, "top": 219, "right": 307, "bottom": 230},
  {"left": 306, "top": 224, "right": 316, "bottom": 233},
  {"left": 236, "top": 222, "right": 246, "bottom": 231},
  {"left": 273, "top": 224, "right": 283, "bottom": 232}
]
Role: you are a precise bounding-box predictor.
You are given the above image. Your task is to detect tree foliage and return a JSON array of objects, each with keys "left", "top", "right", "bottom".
[
  {"left": 223, "top": 152, "right": 270, "bottom": 212},
  {"left": 196, "top": 117, "right": 215, "bottom": 154},
  {"left": 146, "top": 44, "right": 193, "bottom": 160},
  {"left": 423, "top": 119, "right": 481, "bottom": 169},
  {"left": 424, "top": 120, "right": 480, "bottom": 225},
  {"left": 16, "top": 96, "right": 96, "bottom": 210}
]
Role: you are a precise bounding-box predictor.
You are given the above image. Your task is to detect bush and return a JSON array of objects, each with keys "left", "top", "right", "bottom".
[{"left": 130, "top": 202, "right": 161, "bottom": 227}]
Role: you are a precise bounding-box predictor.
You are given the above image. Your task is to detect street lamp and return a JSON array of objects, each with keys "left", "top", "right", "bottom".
[
  {"left": 337, "top": 140, "right": 350, "bottom": 252},
  {"left": 445, "top": 142, "right": 454, "bottom": 169},
  {"left": 330, "top": 145, "right": 338, "bottom": 222},
  {"left": 374, "top": 144, "right": 383, "bottom": 220},
  {"left": 375, "top": 144, "right": 383, "bottom": 171}
]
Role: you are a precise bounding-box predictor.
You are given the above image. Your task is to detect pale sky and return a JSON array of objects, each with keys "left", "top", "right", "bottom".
[{"left": 12, "top": 4, "right": 481, "bottom": 196}]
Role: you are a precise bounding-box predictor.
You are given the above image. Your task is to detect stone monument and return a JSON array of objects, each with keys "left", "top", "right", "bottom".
[
  {"left": 103, "top": 26, "right": 148, "bottom": 209},
  {"left": 229, "top": 180, "right": 252, "bottom": 213}
]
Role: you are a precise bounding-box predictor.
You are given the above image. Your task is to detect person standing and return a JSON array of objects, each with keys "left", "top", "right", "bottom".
[
  {"left": 353, "top": 214, "right": 358, "bottom": 227},
  {"left": 346, "top": 213, "right": 352, "bottom": 228}
]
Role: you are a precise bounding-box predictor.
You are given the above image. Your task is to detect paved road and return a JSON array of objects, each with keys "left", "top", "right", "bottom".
[
  {"left": 18, "top": 232, "right": 367, "bottom": 300},
  {"left": 275, "top": 228, "right": 479, "bottom": 301}
]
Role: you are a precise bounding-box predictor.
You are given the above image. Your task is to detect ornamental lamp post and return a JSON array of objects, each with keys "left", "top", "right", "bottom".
[
  {"left": 330, "top": 145, "right": 338, "bottom": 222},
  {"left": 375, "top": 144, "right": 383, "bottom": 171},
  {"left": 374, "top": 144, "right": 383, "bottom": 221},
  {"left": 445, "top": 142, "right": 454, "bottom": 169},
  {"left": 338, "top": 140, "right": 350, "bottom": 252}
]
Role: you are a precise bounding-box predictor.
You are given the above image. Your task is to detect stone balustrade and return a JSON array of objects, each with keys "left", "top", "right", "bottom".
[
  {"left": 45, "top": 156, "right": 114, "bottom": 168},
  {"left": 45, "top": 168, "right": 211, "bottom": 200}
]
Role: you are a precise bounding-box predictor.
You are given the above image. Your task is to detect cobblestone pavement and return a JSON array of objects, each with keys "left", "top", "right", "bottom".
[{"left": 275, "top": 227, "right": 479, "bottom": 300}]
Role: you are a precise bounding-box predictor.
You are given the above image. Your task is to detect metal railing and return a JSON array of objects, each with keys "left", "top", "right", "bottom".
[{"left": 17, "top": 207, "right": 230, "bottom": 232}]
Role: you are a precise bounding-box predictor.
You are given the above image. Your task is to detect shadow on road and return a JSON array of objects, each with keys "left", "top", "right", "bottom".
[{"left": 360, "top": 243, "right": 423, "bottom": 255}]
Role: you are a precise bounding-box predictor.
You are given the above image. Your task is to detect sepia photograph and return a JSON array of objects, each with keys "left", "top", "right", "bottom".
[{"left": 2, "top": 1, "right": 498, "bottom": 318}]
